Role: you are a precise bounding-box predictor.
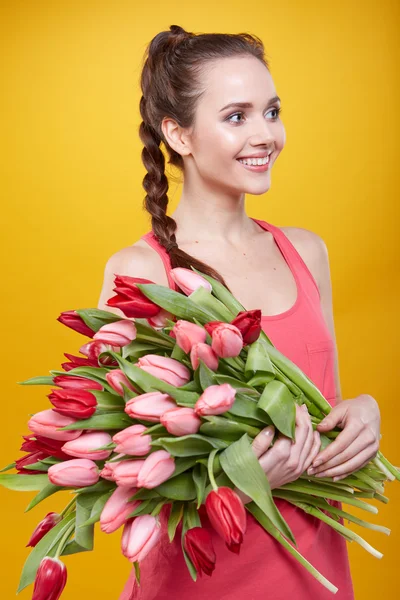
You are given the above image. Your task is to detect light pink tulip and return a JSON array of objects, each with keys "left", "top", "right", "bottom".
[
  {"left": 113, "top": 459, "right": 146, "bottom": 487},
  {"left": 99, "top": 453, "right": 126, "bottom": 481},
  {"left": 93, "top": 320, "right": 137, "bottom": 347},
  {"left": 190, "top": 342, "right": 219, "bottom": 371},
  {"left": 160, "top": 407, "right": 201, "bottom": 436},
  {"left": 61, "top": 432, "right": 113, "bottom": 460},
  {"left": 124, "top": 391, "right": 177, "bottom": 422},
  {"left": 112, "top": 424, "right": 152, "bottom": 456},
  {"left": 100, "top": 486, "right": 140, "bottom": 534},
  {"left": 137, "top": 354, "right": 191, "bottom": 386},
  {"left": 48, "top": 458, "right": 99, "bottom": 487},
  {"left": 105, "top": 369, "right": 139, "bottom": 396},
  {"left": 136, "top": 449, "right": 175, "bottom": 489},
  {"left": 170, "top": 267, "right": 212, "bottom": 296},
  {"left": 28, "top": 409, "right": 83, "bottom": 442},
  {"left": 79, "top": 339, "right": 120, "bottom": 365},
  {"left": 121, "top": 515, "right": 161, "bottom": 562},
  {"left": 208, "top": 323, "right": 243, "bottom": 358},
  {"left": 147, "top": 308, "right": 174, "bottom": 329},
  {"left": 194, "top": 383, "right": 236, "bottom": 416},
  {"left": 171, "top": 320, "right": 207, "bottom": 354}
]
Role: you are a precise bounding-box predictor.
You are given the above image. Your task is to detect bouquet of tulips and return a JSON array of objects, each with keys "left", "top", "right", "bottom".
[{"left": 1, "top": 266, "right": 399, "bottom": 598}]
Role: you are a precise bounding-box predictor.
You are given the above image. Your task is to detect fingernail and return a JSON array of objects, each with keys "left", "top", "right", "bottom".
[
  {"left": 313, "top": 459, "right": 322, "bottom": 467},
  {"left": 307, "top": 467, "right": 315, "bottom": 475},
  {"left": 263, "top": 426, "right": 274, "bottom": 436},
  {"left": 315, "top": 472, "right": 326, "bottom": 478},
  {"left": 301, "top": 404, "right": 307, "bottom": 411}
]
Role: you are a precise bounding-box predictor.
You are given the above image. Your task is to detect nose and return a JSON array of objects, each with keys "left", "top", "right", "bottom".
[{"left": 249, "top": 115, "right": 276, "bottom": 147}]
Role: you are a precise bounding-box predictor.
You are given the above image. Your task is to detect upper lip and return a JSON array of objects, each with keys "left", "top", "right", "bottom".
[{"left": 237, "top": 150, "right": 273, "bottom": 159}]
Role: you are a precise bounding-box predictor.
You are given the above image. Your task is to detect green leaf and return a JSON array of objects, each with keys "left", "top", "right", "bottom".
[
  {"left": 90, "top": 390, "right": 125, "bottom": 410},
  {"left": 25, "top": 483, "right": 66, "bottom": 512},
  {"left": 0, "top": 461, "right": 16, "bottom": 472},
  {"left": 227, "top": 393, "right": 271, "bottom": 424},
  {"left": 127, "top": 498, "right": 162, "bottom": 518},
  {"left": 214, "top": 375, "right": 260, "bottom": 396},
  {"left": 171, "top": 343, "right": 187, "bottom": 361},
  {"left": 133, "top": 561, "right": 141, "bottom": 586},
  {"left": 188, "top": 285, "right": 235, "bottom": 321},
  {"left": 129, "top": 488, "right": 163, "bottom": 501},
  {"left": 75, "top": 479, "right": 116, "bottom": 495},
  {"left": 181, "top": 503, "right": 198, "bottom": 582},
  {"left": 257, "top": 380, "right": 296, "bottom": 439},
  {"left": 153, "top": 472, "right": 196, "bottom": 501},
  {"left": 172, "top": 456, "right": 200, "bottom": 477},
  {"left": 198, "top": 360, "right": 218, "bottom": 391},
  {"left": 0, "top": 473, "right": 49, "bottom": 491},
  {"left": 151, "top": 434, "right": 228, "bottom": 457},
  {"left": 168, "top": 502, "right": 184, "bottom": 542},
  {"left": 17, "top": 512, "right": 76, "bottom": 593},
  {"left": 17, "top": 376, "right": 55, "bottom": 386},
  {"left": 192, "top": 463, "right": 207, "bottom": 508},
  {"left": 61, "top": 494, "right": 95, "bottom": 554},
  {"left": 200, "top": 415, "right": 259, "bottom": 440},
  {"left": 59, "top": 412, "right": 134, "bottom": 430},
  {"left": 219, "top": 434, "right": 296, "bottom": 544},
  {"left": 129, "top": 320, "right": 176, "bottom": 348},
  {"left": 136, "top": 283, "right": 216, "bottom": 324},
  {"left": 245, "top": 339, "right": 275, "bottom": 377},
  {"left": 78, "top": 490, "right": 114, "bottom": 527},
  {"left": 190, "top": 267, "right": 245, "bottom": 315}
]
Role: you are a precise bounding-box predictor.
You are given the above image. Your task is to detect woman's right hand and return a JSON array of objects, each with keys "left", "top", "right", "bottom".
[{"left": 235, "top": 404, "right": 321, "bottom": 504}]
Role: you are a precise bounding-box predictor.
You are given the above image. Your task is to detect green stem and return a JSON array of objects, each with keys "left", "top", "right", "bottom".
[
  {"left": 54, "top": 519, "right": 75, "bottom": 559},
  {"left": 207, "top": 449, "right": 219, "bottom": 492},
  {"left": 60, "top": 496, "right": 77, "bottom": 518},
  {"left": 375, "top": 453, "right": 398, "bottom": 481}
]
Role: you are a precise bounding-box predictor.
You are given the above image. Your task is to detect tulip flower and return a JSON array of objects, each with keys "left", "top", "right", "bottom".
[
  {"left": 79, "top": 340, "right": 119, "bottom": 366},
  {"left": 28, "top": 409, "right": 83, "bottom": 442},
  {"left": 170, "top": 267, "right": 212, "bottom": 296},
  {"left": 194, "top": 383, "right": 236, "bottom": 416},
  {"left": 160, "top": 407, "right": 201, "bottom": 436},
  {"left": 204, "top": 322, "right": 243, "bottom": 358},
  {"left": 112, "top": 424, "right": 152, "bottom": 456},
  {"left": 47, "top": 388, "right": 97, "bottom": 419},
  {"left": 121, "top": 515, "right": 161, "bottom": 562},
  {"left": 137, "top": 354, "right": 191, "bottom": 387},
  {"left": 26, "top": 512, "right": 62, "bottom": 547},
  {"left": 99, "top": 454, "right": 125, "bottom": 481},
  {"left": 125, "top": 391, "right": 177, "bottom": 422},
  {"left": 16, "top": 450, "right": 48, "bottom": 474},
  {"left": 171, "top": 320, "right": 207, "bottom": 354},
  {"left": 20, "top": 434, "right": 71, "bottom": 461},
  {"left": 113, "top": 459, "right": 146, "bottom": 487},
  {"left": 136, "top": 449, "right": 175, "bottom": 489},
  {"left": 52, "top": 375, "right": 103, "bottom": 391},
  {"left": 61, "top": 352, "right": 99, "bottom": 371},
  {"left": 205, "top": 487, "right": 247, "bottom": 554},
  {"left": 190, "top": 342, "right": 219, "bottom": 371},
  {"left": 230, "top": 309, "right": 262, "bottom": 345},
  {"left": 57, "top": 309, "right": 95, "bottom": 338},
  {"left": 32, "top": 556, "right": 67, "bottom": 600},
  {"left": 93, "top": 319, "right": 137, "bottom": 347},
  {"left": 48, "top": 458, "right": 99, "bottom": 487},
  {"left": 183, "top": 527, "right": 216, "bottom": 576},
  {"left": 106, "top": 275, "right": 162, "bottom": 318},
  {"left": 61, "top": 432, "right": 113, "bottom": 460},
  {"left": 106, "top": 369, "right": 140, "bottom": 396},
  {"left": 147, "top": 308, "right": 174, "bottom": 329},
  {"left": 100, "top": 486, "right": 141, "bottom": 534}
]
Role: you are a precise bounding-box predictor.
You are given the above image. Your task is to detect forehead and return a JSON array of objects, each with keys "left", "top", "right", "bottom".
[{"left": 199, "top": 56, "right": 275, "bottom": 108}]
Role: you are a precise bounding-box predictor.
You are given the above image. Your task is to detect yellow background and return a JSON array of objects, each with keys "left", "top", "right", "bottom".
[{"left": 1, "top": 1, "right": 399, "bottom": 598}]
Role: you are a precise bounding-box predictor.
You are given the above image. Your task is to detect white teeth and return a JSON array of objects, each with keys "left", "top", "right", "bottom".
[{"left": 238, "top": 155, "right": 270, "bottom": 166}]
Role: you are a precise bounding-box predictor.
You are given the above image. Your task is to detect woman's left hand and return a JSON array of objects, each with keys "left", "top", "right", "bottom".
[{"left": 306, "top": 394, "right": 381, "bottom": 481}]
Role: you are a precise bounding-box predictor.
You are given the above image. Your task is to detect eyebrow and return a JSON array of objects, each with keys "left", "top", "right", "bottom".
[{"left": 219, "top": 96, "right": 281, "bottom": 113}]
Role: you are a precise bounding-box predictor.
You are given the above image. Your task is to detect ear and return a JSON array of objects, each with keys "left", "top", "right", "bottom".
[{"left": 161, "top": 116, "right": 192, "bottom": 157}]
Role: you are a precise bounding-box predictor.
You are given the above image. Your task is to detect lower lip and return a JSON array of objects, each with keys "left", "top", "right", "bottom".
[{"left": 236, "top": 158, "right": 271, "bottom": 172}]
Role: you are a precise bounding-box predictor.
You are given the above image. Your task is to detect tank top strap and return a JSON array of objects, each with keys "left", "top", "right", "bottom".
[
  {"left": 141, "top": 231, "right": 179, "bottom": 291},
  {"left": 250, "top": 217, "right": 321, "bottom": 301}
]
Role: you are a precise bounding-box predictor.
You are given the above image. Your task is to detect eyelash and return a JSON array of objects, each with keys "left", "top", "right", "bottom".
[{"left": 226, "top": 106, "right": 282, "bottom": 125}]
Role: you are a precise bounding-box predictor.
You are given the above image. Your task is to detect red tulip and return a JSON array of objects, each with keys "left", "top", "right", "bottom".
[
  {"left": 26, "top": 512, "right": 62, "bottom": 547},
  {"left": 57, "top": 309, "right": 95, "bottom": 338},
  {"left": 52, "top": 375, "right": 103, "bottom": 391},
  {"left": 20, "top": 434, "right": 71, "bottom": 461},
  {"left": 32, "top": 556, "right": 67, "bottom": 600},
  {"left": 61, "top": 352, "right": 99, "bottom": 371},
  {"left": 230, "top": 309, "right": 262, "bottom": 345},
  {"left": 47, "top": 388, "right": 97, "bottom": 419},
  {"left": 205, "top": 487, "right": 247, "bottom": 554},
  {"left": 15, "top": 450, "right": 48, "bottom": 474},
  {"left": 106, "top": 275, "right": 162, "bottom": 318},
  {"left": 183, "top": 527, "right": 216, "bottom": 577},
  {"left": 93, "top": 319, "right": 137, "bottom": 347}
]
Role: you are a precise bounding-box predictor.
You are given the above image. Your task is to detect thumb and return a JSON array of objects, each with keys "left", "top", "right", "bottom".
[
  {"left": 252, "top": 425, "right": 275, "bottom": 458},
  {"left": 317, "top": 407, "right": 342, "bottom": 431}
]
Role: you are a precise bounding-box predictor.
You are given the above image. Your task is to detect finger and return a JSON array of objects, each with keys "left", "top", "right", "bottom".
[
  {"left": 251, "top": 425, "right": 275, "bottom": 458},
  {"left": 309, "top": 435, "right": 369, "bottom": 475},
  {"left": 311, "top": 423, "right": 361, "bottom": 468},
  {"left": 333, "top": 457, "right": 372, "bottom": 481},
  {"left": 310, "top": 445, "right": 374, "bottom": 479},
  {"left": 303, "top": 431, "right": 322, "bottom": 472},
  {"left": 292, "top": 404, "right": 311, "bottom": 452},
  {"left": 298, "top": 411, "right": 315, "bottom": 467}
]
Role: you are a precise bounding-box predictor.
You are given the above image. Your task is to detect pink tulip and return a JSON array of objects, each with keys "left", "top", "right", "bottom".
[
  {"left": 121, "top": 515, "right": 161, "bottom": 562},
  {"left": 100, "top": 486, "right": 140, "bottom": 534},
  {"left": 28, "top": 409, "right": 83, "bottom": 442},
  {"left": 78, "top": 339, "right": 120, "bottom": 367},
  {"left": 105, "top": 369, "right": 139, "bottom": 396},
  {"left": 113, "top": 459, "right": 146, "bottom": 487},
  {"left": 26, "top": 512, "right": 62, "bottom": 547},
  {"left": 147, "top": 308, "right": 174, "bottom": 329},
  {"left": 204, "top": 322, "right": 243, "bottom": 358},
  {"left": 32, "top": 556, "right": 67, "bottom": 600},
  {"left": 190, "top": 342, "right": 219, "bottom": 371},
  {"left": 170, "top": 267, "right": 212, "bottom": 296},
  {"left": 137, "top": 354, "right": 191, "bottom": 387},
  {"left": 124, "top": 391, "right": 177, "bottom": 422},
  {"left": 48, "top": 458, "right": 99, "bottom": 487},
  {"left": 160, "top": 407, "right": 201, "bottom": 436},
  {"left": 112, "top": 424, "right": 152, "bottom": 456},
  {"left": 194, "top": 383, "right": 236, "bottom": 416},
  {"left": 137, "top": 449, "right": 175, "bottom": 489},
  {"left": 171, "top": 320, "right": 207, "bottom": 354},
  {"left": 99, "top": 454, "right": 126, "bottom": 481},
  {"left": 61, "top": 432, "right": 113, "bottom": 460},
  {"left": 93, "top": 319, "right": 137, "bottom": 347}
]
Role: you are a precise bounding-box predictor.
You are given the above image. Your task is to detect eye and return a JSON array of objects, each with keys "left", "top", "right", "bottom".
[{"left": 226, "top": 106, "right": 282, "bottom": 125}]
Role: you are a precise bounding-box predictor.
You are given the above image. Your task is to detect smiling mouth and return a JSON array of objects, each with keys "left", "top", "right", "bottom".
[{"left": 237, "top": 155, "right": 271, "bottom": 166}]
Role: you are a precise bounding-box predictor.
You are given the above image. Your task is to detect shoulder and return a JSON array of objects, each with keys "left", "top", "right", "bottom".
[
  {"left": 103, "top": 239, "right": 170, "bottom": 286},
  {"left": 278, "top": 226, "right": 328, "bottom": 291}
]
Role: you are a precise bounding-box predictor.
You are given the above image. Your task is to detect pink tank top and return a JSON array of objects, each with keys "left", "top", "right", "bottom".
[{"left": 119, "top": 218, "right": 355, "bottom": 600}]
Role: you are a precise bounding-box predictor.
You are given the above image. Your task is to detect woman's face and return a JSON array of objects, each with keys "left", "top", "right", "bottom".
[{"left": 185, "top": 55, "right": 286, "bottom": 197}]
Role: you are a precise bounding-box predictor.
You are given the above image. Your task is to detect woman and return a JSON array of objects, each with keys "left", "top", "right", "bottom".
[{"left": 98, "top": 25, "right": 381, "bottom": 599}]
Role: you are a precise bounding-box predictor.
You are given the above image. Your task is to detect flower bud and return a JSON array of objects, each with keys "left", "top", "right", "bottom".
[
  {"left": 93, "top": 319, "right": 137, "bottom": 347},
  {"left": 194, "top": 383, "right": 236, "bottom": 416},
  {"left": 61, "top": 431, "right": 113, "bottom": 460},
  {"left": 112, "top": 424, "right": 151, "bottom": 456},
  {"left": 121, "top": 515, "right": 161, "bottom": 562},
  {"left": 26, "top": 512, "right": 62, "bottom": 547},
  {"left": 160, "top": 407, "right": 201, "bottom": 436},
  {"left": 124, "top": 391, "right": 176, "bottom": 422},
  {"left": 47, "top": 388, "right": 97, "bottom": 419},
  {"left": 190, "top": 342, "right": 219, "bottom": 371},
  {"left": 230, "top": 309, "right": 262, "bottom": 345},
  {"left": 48, "top": 458, "right": 99, "bottom": 487},
  {"left": 100, "top": 485, "right": 140, "bottom": 533},
  {"left": 136, "top": 450, "right": 175, "bottom": 489},
  {"left": 205, "top": 322, "right": 243, "bottom": 358},
  {"left": 28, "top": 409, "right": 83, "bottom": 442},
  {"left": 172, "top": 320, "right": 207, "bottom": 354},
  {"left": 170, "top": 268, "right": 212, "bottom": 296},
  {"left": 32, "top": 556, "right": 67, "bottom": 600},
  {"left": 205, "top": 487, "right": 247, "bottom": 554},
  {"left": 137, "top": 354, "right": 191, "bottom": 387}
]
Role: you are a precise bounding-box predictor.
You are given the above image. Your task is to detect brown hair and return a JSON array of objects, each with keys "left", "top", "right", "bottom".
[{"left": 139, "top": 24, "right": 269, "bottom": 291}]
